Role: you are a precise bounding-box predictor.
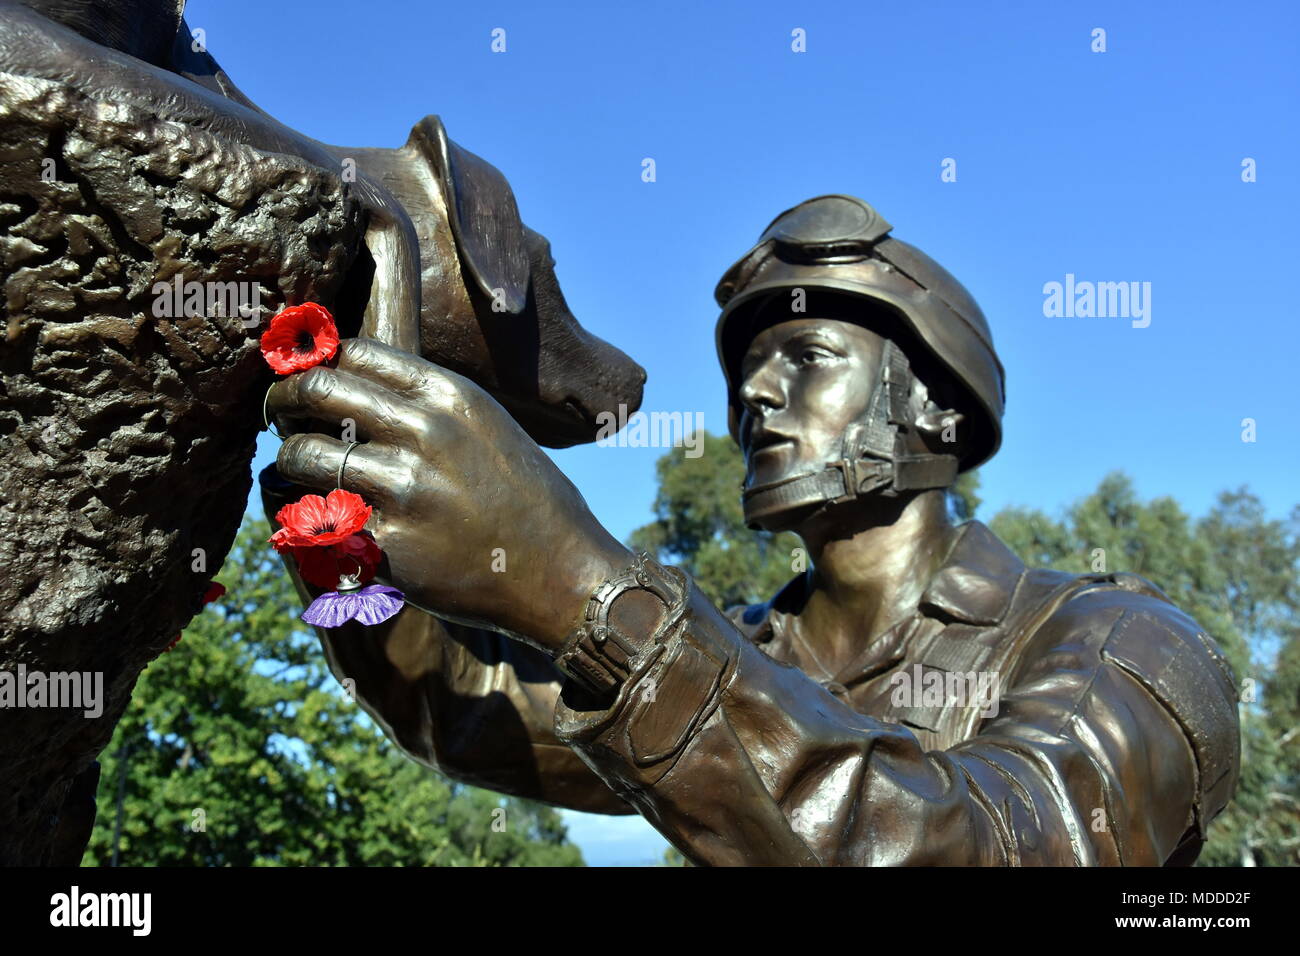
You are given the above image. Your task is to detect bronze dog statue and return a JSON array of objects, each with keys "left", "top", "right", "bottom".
[{"left": 0, "top": 0, "right": 643, "bottom": 864}]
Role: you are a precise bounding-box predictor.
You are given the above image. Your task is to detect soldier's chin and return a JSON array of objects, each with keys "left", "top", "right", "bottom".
[
  {"left": 744, "top": 502, "right": 819, "bottom": 534},
  {"left": 741, "top": 484, "right": 821, "bottom": 534},
  {"left": 742, "top": 460, "right": 816, "bottom": 532}
]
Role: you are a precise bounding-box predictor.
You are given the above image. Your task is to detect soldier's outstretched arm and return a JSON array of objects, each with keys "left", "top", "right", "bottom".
[
  {"left": 259, "top": 480, "right": 634, "bottom": 817},
  {"left": 262, "top": 337, "right": 1239, "bottom": 863},
  {"left": 551, "top": 569, "right": 1240, "bottom": 865}
]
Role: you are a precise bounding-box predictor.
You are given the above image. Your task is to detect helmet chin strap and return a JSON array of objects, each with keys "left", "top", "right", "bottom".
[{"left": 741, "top": 340, "right": 960, "bottom": 530}]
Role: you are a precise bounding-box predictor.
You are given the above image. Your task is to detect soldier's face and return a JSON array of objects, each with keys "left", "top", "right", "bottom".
[{"left": 737, "top": 318, "right": 886, "bottom": 493}]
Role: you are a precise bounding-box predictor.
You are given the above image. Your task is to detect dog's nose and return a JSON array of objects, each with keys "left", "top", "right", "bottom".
[{"left": 557, "top": 335, "right": 646, "bottom": 427}]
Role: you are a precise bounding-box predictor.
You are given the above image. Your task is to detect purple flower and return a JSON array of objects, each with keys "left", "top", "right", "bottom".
[{"left": 301, "top": 584, "right": 405, "bottom": 628}]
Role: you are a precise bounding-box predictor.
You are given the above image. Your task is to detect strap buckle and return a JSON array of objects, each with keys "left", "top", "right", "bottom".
[{"left": 829, "top": 458, "right": 891, "bottom": 503}]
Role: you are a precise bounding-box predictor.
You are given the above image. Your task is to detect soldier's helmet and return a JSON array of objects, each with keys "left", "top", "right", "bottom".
[{"left": 714, "top": 195, "right": 1007, "bottom": 472}]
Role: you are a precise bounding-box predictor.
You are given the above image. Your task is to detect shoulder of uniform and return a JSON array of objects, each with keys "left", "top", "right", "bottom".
[
  {"left": 1022, "top": 568, "right": 1183, "bottom": 634},
  {"left": 1025, "top": 569, "right": 1237, "bottom": 695},
  {"left": 1040, "top": 571, "right": 1241, "bottom": 835},
  {"left": 1091, "top": 588, "right": 1238, "bottom": 701}
]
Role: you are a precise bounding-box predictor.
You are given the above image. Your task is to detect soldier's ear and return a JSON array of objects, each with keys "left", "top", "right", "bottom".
[
  {"left": 914, "top": 403, "right": 965, "bottom": 451},
  {"left": 407, "top": 116, "right": 531, "bottom": 315},
  {"left": 908, "top": 376, "right": 965, "bottom": 449}
]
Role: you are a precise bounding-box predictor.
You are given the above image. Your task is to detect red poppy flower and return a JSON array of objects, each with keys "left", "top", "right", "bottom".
[
  {"left": 292, "top": 531, "right": 383, "bottom": 590},
  {"left": 260, "top": 302, "right": 340, "bottom": 374},
  {"left": 337, "top": 530, "right": 383, "bottom": 568},
  {"left": 270, "top": 488, "right": 372, "bottom": 550}
]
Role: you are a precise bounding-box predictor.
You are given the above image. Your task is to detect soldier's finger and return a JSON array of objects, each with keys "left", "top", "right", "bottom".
[
  {"left": 275, "top": 433, "right": 394, "bottom": 501},
  {"left": 267, "top": 365, "right": 421, "bottom": 444},
  {"left": 334, "top": 337, "right": 468, "bottom": 401}
]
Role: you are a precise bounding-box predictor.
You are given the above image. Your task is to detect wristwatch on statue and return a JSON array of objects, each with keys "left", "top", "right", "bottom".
[
  {"left": 553, "top": 551, "right": 736, "bottom": 783},
  {"left": 554, "top": 553, "right": 689, "bottom": 695}
]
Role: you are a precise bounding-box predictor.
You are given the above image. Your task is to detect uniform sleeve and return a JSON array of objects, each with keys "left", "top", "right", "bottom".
[
  {"left": 315, "top": 609, "right": 636, "bottom": 816},
  {"left": 262, "top": 482, "right": 633, "bottom": 816},
  {"left": 553, "top": 578, "right": 1240, "bottom": 865}
]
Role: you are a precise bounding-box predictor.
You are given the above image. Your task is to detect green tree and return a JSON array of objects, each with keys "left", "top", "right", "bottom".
[
  {"left": 628, "top": 431, "right": 802, "bottom": 609},
  {"left": 948, "top": 469, "right": 983, "bottom": 523},
  {"left": 632, "top": 433, "right": 1299, "bottom": 866},
  {"left": 84, "top": 517, "right": 583, "bottom": 867}
]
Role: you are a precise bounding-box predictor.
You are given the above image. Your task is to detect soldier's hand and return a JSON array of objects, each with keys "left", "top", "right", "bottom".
[{"left": 266, "top": 338, "right": 631, "bottom": 652}]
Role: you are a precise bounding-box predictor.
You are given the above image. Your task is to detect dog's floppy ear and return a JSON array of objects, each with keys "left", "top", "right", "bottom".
[
  {"left": 408, "top": 115, "right": 530, "bottom": 315},
  {"left": 21, "top": 0, "right": 187, "bottom": 67}
]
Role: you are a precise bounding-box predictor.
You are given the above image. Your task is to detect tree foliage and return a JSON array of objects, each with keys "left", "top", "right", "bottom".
[
  {"left": 628, "top": 431, "right": 802, "bottom": 610},
  {"left": 631, "top": 434, "right": 1299, "bottom": 866},
  {"left": 83, "top": 518, "right": 583, "bottom": 867}
]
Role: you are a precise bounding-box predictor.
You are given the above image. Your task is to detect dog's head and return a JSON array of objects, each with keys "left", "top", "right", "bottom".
[
  {"left": 340, "top": 117, "right": 645, "bottom": 449},
  {"left": 15, "top": 0, "right": 646, "bottom": 450}
]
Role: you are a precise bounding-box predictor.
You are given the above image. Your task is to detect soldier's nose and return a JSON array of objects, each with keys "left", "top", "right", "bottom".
[{"left": 739, "top": 363, "right": 786, "bottom": 416}]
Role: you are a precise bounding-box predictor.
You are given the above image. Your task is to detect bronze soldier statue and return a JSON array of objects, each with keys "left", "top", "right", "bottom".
[{"left": 263, "top": 195, "right": 1240, "bottom": 865}]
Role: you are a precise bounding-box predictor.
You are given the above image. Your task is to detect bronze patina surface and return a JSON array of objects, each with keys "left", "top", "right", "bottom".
[
  {"left": 265, "top": 195, "right": 1240, "bottom": 865},
  {"left": 0, "top": 0, "right": 642, "bottom": 865}
]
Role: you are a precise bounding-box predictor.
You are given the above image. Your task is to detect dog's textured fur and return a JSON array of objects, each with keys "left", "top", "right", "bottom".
[{"left": 0, "top": 0, "right": 642, "bottom": 864}]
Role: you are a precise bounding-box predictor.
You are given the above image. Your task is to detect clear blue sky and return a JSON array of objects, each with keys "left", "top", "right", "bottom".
[{"left": 199, "top": 0, "right": 1298, "bottom": 864}]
